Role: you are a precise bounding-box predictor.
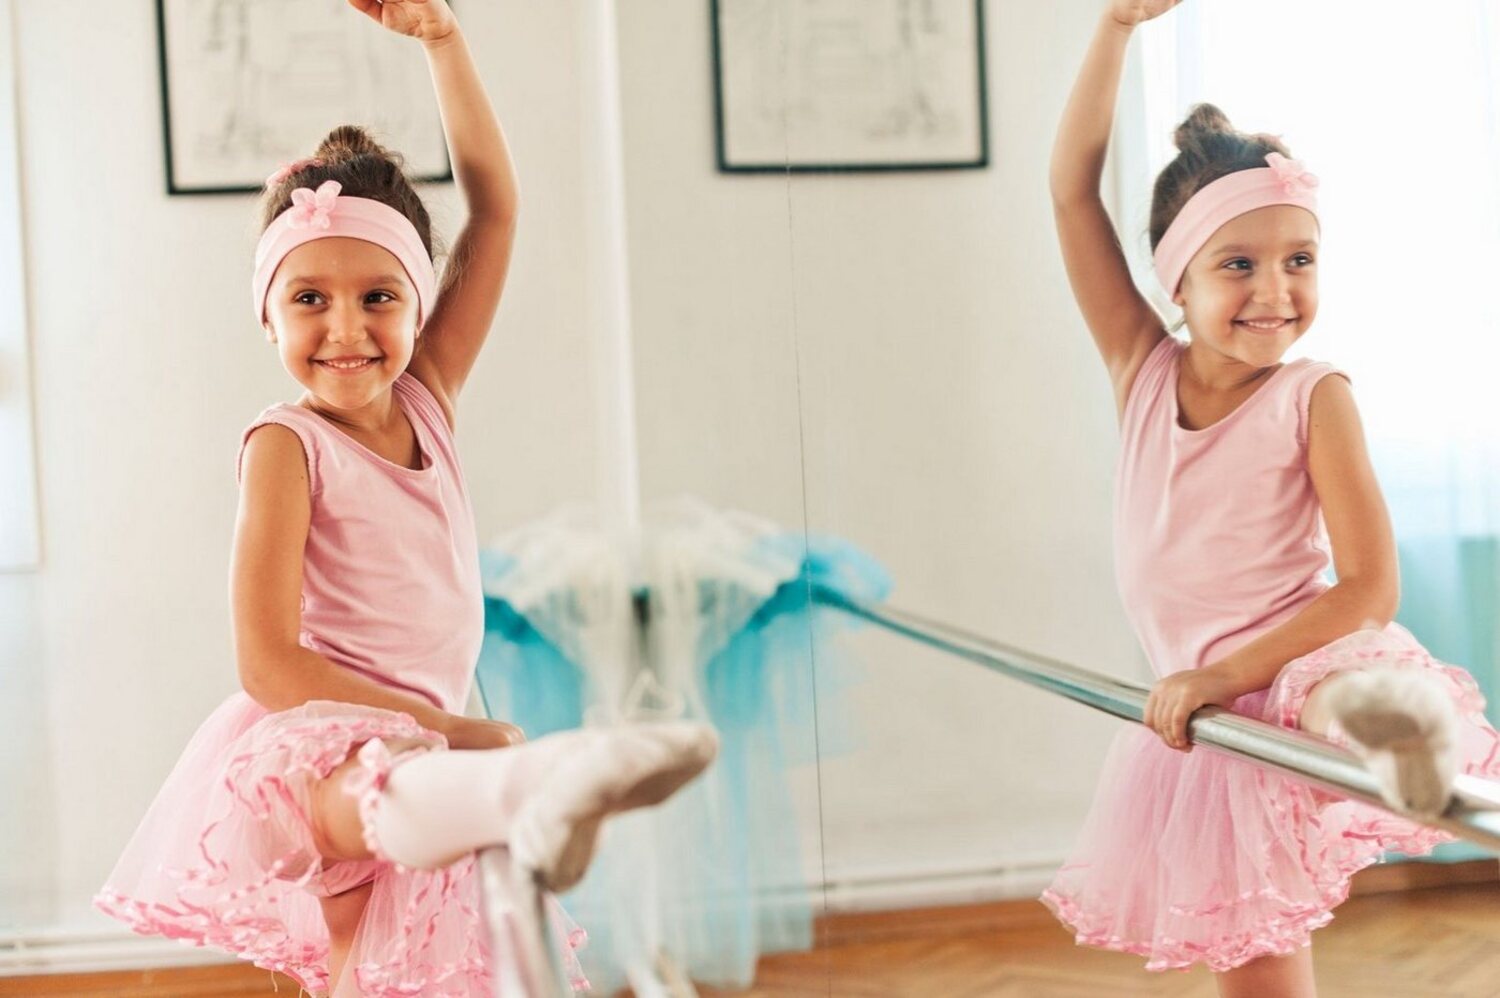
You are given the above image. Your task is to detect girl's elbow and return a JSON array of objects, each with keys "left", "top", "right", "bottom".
[
  {"left": 471, "top": 191, "right": 519, "bottom": 230},
  {"left": 1048, "top": 154, "right": 1102, "bottom": 207},
  {"left": 1049, "top": 183, "right": 1102, "bottom": 216},
  {"left": 236, "top": 654, "right": 293, "bottom": 712},
  {"left": 1048, "top": 172, "right": 1081, "bottom": 207},
  {"left": 1046, "top": 159, "right": 1075, "bottom": 202},
  {"left": 236, "top": 664, "right": 272, "bottom": 708}
]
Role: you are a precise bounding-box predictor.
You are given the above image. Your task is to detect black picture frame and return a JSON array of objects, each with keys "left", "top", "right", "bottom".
[
  {"left": 711, "top": 0, "right": 990, "bottom": 174},
  {"left": 155, "top": 0, "right": 454, "bottom": 196}
]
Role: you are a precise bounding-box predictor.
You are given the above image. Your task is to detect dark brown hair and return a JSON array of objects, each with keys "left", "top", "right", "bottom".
[
  {"left": 1149, "top": 104, "right": 1291, "bottom": 251},
  {"left": 259, "top": 124, "right": 444, "bottom": 263}
]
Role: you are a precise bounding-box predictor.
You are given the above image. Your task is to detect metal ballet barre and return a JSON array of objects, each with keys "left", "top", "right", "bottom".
[{"left": 813, "top": 586, "right": 1500, "bottom": 852}]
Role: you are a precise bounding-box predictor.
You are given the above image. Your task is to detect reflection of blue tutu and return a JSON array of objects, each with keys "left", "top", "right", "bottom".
[
  {"left": 475, "top": 575, "right": 587, "bottom": 740},
  {"left": 704, "top": 532, "right": 891, "bottom": 764},
  {"left": 475, "top": 507, "right": 890, "bottom": 991}
]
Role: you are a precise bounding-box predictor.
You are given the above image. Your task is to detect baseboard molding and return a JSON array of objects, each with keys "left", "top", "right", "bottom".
[
  {"left": 817, "top": 853, "right": 1064, "bottom": 913},
  {"left": 1348, "top": 856, "right": 1498, "bottom": 896},
  {"left": 0, "top": 931, "right": 232, "bottom": 978}
]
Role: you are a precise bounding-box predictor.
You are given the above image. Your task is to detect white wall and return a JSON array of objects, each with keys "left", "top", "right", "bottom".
[
  {"left": 616, "top": 0, "right": 1147, "bottom": 904},
  {"left": 2, "top": 0, "right": 600, "bottom": 938}
]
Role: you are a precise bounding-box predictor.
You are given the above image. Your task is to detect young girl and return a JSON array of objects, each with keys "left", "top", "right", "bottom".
[
  {"left": 1041, "top": 1, "right": 1500, "bottom": 994},
  {"left": 93, "top": 2, "right": 717, "bottom": 994}
]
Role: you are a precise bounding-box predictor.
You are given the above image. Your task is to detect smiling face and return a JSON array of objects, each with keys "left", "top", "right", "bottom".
[
  {"left": 261, "top": 237, "right": 421, "bottom": 409},
  {"left": 1174, "top": 204, "right": 1320, "bottom": 372}
]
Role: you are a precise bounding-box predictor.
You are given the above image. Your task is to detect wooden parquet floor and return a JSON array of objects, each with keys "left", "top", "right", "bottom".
[{"left": 7, "top": 880, "right": 1500, "bottom": 997}]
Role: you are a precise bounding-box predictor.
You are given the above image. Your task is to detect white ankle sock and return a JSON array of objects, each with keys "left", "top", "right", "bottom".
[
  {"left": 369, "top": 729, "right": 594, "bottom": 869},
  {"left": 1324, "top": 668, "right": 1460, "bottom": 817},
  {"left": 364, "top": 722, "right": 719, "bottom": 874}
]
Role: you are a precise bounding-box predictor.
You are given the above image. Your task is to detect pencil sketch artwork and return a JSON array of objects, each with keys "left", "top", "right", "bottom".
[
  {"left": 716, "top": 0, "right": 985, "bottom": 169},
  {"left": 159, "top": 0, "right": 448, "bottom": 192}
]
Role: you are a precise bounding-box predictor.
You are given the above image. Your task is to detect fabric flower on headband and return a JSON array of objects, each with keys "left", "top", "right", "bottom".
[
  {"left": 286, "top": 180, "right": 343, "bottom": 231},
  {"left": 265, "top": 157, "right": 324, "bottom": 188},
  {"left": 1265, "top": 153, "right": 1319, "bottom": 196}
]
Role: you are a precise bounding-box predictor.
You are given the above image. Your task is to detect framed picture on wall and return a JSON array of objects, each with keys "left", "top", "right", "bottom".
[
  {"left": 711, "top": 0, "right": 989, "bottom": 173},
  {"left": 155, "top": 0, "right": 452, "bottom": 195}
]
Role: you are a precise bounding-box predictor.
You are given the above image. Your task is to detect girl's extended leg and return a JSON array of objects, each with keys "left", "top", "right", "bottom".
[
  {"left": 1215, "top": 947, "right": 1317, "bottom": 998},
  {"left": 1298, "top": 668, "right": 1458, "bottom": 816},
  {"left": 306, "top": 723, "right": 718, "bottom": 886}
]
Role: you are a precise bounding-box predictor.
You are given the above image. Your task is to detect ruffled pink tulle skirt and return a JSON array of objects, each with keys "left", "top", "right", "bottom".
[
  {"left": 1041, "top": 625, "right": 1500, "bottom": 973},
  {"left": 94, "top": 695, "right": 588, "bottom": 996}
]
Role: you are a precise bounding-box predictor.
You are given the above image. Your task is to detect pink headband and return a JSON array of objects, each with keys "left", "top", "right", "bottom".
[
  {"left": 1153, "top": 152, "right": 1320, "bottom": 298},
  {"left": 252, "top": 179, "right": 437, "bottom": 329}
]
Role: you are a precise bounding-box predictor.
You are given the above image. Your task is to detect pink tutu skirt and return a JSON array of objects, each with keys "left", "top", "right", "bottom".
[
  {"left": 1041, "top": 625, "right": 1500, "bottom": 973},
  {"left": 94, "top": 695, "right": 588, "bottom": 996}
]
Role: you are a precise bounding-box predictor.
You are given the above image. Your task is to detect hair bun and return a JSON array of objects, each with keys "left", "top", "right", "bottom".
[
  {"left": 315, "top": 124, "right": 394, "bottom": 166},
  {"left": 1173, "top": 103, "right": 1236, "bottom": 155}
]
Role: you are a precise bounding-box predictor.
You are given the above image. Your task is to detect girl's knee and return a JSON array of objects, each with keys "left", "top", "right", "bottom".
[{"left": 310, "top": 737, "right": 441, "bottom": 859}]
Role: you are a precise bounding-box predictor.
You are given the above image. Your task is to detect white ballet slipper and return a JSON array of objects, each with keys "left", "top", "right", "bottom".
[
  {"left": 509, "top": 721, "right": 719, "bottom": 893},
  {"left": 1325, "top": 668, "right": 1460, "bottom": 818},
  {"left": 369, "top": 729, "right": 601, "bottom": 870}
]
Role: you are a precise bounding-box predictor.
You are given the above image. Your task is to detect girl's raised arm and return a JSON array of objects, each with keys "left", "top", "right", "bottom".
[
  {"left": 1051, "top": 2, "right": 1178, "bottom": 416},
  {"left": 349, "top": 0, "right": 520, "bottom": 418}
]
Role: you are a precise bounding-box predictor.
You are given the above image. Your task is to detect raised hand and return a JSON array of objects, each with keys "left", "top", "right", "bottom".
[
  {"left": 346, "top": 0, "right": 458, "bottom": 45},
  {"left": 1109, "top": 0, "right": 1183, "bottom": 28}
]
